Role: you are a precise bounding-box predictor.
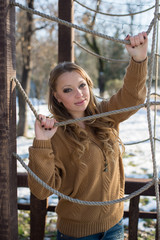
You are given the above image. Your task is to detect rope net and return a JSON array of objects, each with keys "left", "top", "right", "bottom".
[{"left": 10, "top": 0, "right": 160, "bottom": 237}]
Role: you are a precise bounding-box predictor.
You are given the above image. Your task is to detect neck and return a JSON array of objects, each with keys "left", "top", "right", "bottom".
[{"left": 78, "top": 121, "right": 85, "bottom": 129}]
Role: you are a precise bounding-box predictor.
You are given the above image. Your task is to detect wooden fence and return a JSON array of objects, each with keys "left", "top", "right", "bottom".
[
  {"left": 0, "top": 0, "right": 159, "bottom": 239},
  {"left": 17, "top": 172, "right": 160, "bottom": 240}
]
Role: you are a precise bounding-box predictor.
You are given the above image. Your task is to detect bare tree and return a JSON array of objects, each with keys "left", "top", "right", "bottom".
[
  {"left": 82, "top": 0, "right": 106, "bottom": 96},
  {"left": 16, "top": 0, "right": 57, "bottom": 136},
  {"left": 17, "top": 0, "right": 34, "bottom": 136}
]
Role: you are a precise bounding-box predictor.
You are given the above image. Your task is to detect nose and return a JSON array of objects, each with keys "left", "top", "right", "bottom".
[{"left": 75, "top": 88, "right": 83, "bottom": 98}]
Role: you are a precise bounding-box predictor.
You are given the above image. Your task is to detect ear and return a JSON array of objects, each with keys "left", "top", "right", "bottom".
[{"left": 53, "top": 92, "right": 62, "bottom": 103}]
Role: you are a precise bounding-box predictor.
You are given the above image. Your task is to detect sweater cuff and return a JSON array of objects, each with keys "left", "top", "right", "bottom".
[
  {"left": 130, "top": 56, "right": 148, "bottom": 67},
  {"left": 132, "top": 57, "right": 147, "bottom": 63},
  {"left": 127, "top": 57, "right": 148, "bottom": 76},
  {"left": 33, "top": 138, "right": 52, "bottom": 149}
]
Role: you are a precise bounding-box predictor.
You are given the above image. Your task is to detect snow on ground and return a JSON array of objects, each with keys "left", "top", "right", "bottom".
[
  {"left": 120, "top": 107, "right": 160, "bottom": 179},
  {"left": 17, "top": 97, "right": 160, "bottom": 232}
]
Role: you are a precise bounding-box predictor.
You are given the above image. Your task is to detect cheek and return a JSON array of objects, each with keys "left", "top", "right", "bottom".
[
  {"left": 60, "top": 95, "right": 74, "bottom": 107},
  {"left": 86, "top": 87, "right": 90, "bottom": 99}
]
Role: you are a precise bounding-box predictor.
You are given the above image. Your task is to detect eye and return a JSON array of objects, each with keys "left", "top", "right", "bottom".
[
  {"left": 63, "top": 88, "right": 72, "bottom": 93},
  {"left": 79, "top": 83, "right": 86, "bottom": 88}
]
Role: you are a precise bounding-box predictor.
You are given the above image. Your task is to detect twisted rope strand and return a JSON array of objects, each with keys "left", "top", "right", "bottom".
[
  {"left": 96, "top": 92, "right": 160, "bottom": 100},
  {"left": 13, "top": 76, "right": 160, "bottom": 146},
  {"left": 145, "top": 0, "right": 160, "bottom": 236},
  {"left": 74, "top": 0, "right": 158, "bottom": 17},
  {"left": 10, "top": 1, "right": 155, "bottom": 45},
  {"left": 13, "top": 152, "right": 157, "bottom": 206},
  {"left": 12, "top": 76, "right": 160, "bottom": 127},
  {"left": 124, "top": 138, "right": 152, "bottom": 146},
  {"left": 53, "top": 102, "right": 160, "bottom": 127},
  {"left": 74, "top": 41, "right": 129, "bottom": 63},
  {"left": 11, "top": 77, "right": 39, "bottom": 119},
  {"left": 151, "top": 93, "right": 160, "bottom": 98},
  {"left": 10, "top": 0, "right": 160, "bottom": 230},
  {"left": 12, "top": 77, "right": 160, "bottom": 146},
  {"left": 125, "top": 138, "right": 160, "bottom": 145}
]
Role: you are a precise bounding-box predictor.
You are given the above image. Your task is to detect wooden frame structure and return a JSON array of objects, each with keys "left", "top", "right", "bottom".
[
  {"left": 0, "top": 0, "right": 17, "bottom": 239},
  {"left": 30, "top": 0, "right": 74, "bottom": 239},
  {"left": 17, "top": 173, "right": 160, "bottom": 240},
  {"left": 0, "top": 0, "right": 159, "bottom": 239}
]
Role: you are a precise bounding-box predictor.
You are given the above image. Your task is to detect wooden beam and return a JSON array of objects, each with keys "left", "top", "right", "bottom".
[
  {"left": 128, "top": 195, "right": 140, "bottom": 240},
  {"left": 17, "top": 172, "right": 28, "bottom": 187},
  {"left": 0, "top": 0, "right": 17, "bottom": 239},
  {"left": 17, "top": 173, "right": 159, "bottom": 196},
  {"left": 124, "top": 211, "right": 157, "bottom": 219},
  {"left": 29, "top": 2, "right": 74, "bottom": 239},
  {"left": 17, "top": 173, "right": 160, "bottom": 239},
  {"left": 125, "top": 178, "right": 158, "bottom": 196},
  {"left": 30, "top": 194, "right": 48, "bottom": 240},
  {"left": 58, "top": 0, "right": 74, "bottom": 62}
]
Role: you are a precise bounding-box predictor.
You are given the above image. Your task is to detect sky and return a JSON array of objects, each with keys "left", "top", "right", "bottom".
[
  {"left": 16, "top": 0, "right": 159, "bottom": 52},
  {"left": 17, "top": 0, "right": 158, "bottom": 37},
  {"left": 74, "top": 0, "right": 159, "bottom": 48}
]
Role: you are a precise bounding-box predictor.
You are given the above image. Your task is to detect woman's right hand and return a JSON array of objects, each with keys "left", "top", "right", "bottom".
[{"left": 35, "top": 114, "right": 58, "bottom": 140}]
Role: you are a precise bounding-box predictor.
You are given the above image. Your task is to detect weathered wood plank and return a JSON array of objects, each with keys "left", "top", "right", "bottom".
[
  {"left": 17, "top": 173, "right": 159, "bottom": 239},
  {"left": 128, "top": 195, "right": 140, "bottom": 240},
  {"left": 0, "top": 0, "right": 17, "bottom": 239},
  {"left": 29, "top": 2, "right": 75, "bottom": 239},
  {"left": 30, "top": 193, "right": 48, "bottom": 240},
  {"left": 125, "top": 178, "right": 158, "bottom": 196},
  {"left": 58, "top": 0, "right": 74, "bottom": 63}
]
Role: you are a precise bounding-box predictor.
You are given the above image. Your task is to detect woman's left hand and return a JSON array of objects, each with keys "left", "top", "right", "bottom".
[{"left": 125, "top": 32, "right": 148, "bottom": 62}]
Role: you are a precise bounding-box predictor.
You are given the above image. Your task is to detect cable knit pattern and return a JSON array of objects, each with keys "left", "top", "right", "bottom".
[{"left": 28, "top": 58, "right": 148, "bottom": 237}]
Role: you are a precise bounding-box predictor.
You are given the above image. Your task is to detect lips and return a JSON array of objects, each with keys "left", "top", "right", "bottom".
[{"left": 75, "top": 99, "right": 86, "bottom": 106}]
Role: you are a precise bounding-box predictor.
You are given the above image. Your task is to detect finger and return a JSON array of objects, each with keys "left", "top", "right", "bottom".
[
  {"left": 142, "top": 31, "right": 147, "bottom": 38},
  {"left": 125, "top": 34, "right": 130, "bottom": 41},
  {"left": 39, "top": 115, "right": 47, "bottom": 128},
  {"left": 38, "top": 114, "right": 45, "bottom": 121},
  {"left": 134, "top": 35, "right": 141, "bottom": 46},
  {"left": 137, "top": 33, "right": 144, "bottom": 45},
  {"left": 129, "top": 36, "right": 136, "bottom": 48},
  {"left": 45, "top": 118, "right": 55, "bottom": 130},
  {"left": 37, "top": 114, "right": 45, "bottom": 127}
]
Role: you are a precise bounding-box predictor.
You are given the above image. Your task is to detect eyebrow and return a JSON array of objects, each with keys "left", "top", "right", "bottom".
[{"left": 62, "top": 80, "right": 86, "bottom": 89}]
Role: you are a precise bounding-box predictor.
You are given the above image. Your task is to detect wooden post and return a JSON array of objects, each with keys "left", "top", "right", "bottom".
[
  {"left": 128, "top": 195, "right": 140, "bottom": 240},
  {"left": 0, "top": 0, "right": 17, "bottom": 240},
  {"left": 30, "top": 1, "right": 74, "bottom": 239},
  {"left": 30, "top": 194, "right": 48, "bottom": 240},
  {"left": 58, "top": 0, "right": 74, "bottom": 62}
]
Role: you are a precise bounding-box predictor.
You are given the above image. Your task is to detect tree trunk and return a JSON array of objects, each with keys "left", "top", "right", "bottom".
[
  {"left": 83, "top": 0, "right": 105, "bottom": 96},
  {"left": 0, "top": 0, "right": 18, "bottom": 238},
  {"left": 17, "top": 0, "right": 34, "bottom": 136},
  {"left": 85, "top": 34, "right": 105, "bottom": 96}
]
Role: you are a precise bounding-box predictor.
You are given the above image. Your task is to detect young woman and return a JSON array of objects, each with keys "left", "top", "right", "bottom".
[{"left": 28, "top": 32, "right": 148, "bottom": 240}]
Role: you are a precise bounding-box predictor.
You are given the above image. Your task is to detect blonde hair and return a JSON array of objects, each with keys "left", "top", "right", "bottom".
[{"left": 48, "top": 62, "right": 121, "bottom": 160}]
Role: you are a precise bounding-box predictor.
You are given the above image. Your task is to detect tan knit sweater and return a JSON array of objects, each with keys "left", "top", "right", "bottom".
[{"left": 28, "top": 58, "right": 147, "bottom": 237}]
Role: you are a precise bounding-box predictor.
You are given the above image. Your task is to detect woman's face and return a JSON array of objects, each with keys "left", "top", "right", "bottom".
[{"left": 54, "top": 71, "right": 90, "bottom": 119}]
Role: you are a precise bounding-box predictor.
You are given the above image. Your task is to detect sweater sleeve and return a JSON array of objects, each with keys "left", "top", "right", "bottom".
[
  {"left": 100, "top": 57, "right": 148, "bottom": 123},
  {"left": 28, "top": 138, "right": 65, "bottom": 200}
]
